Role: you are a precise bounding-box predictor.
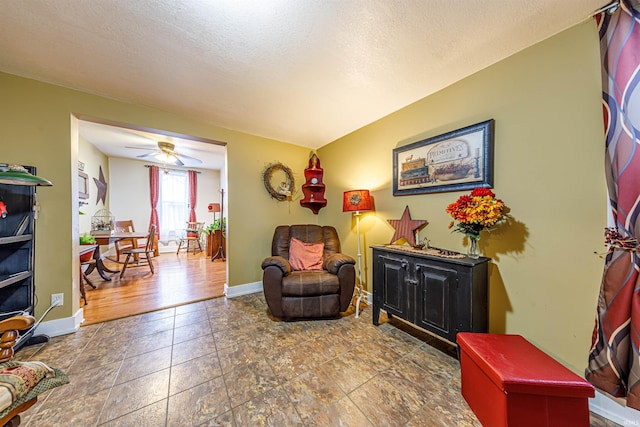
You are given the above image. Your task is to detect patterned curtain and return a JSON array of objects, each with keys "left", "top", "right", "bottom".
[
  {"left": 149, "top": 165, "right": 160, "bottom": 240},
  {"left": 188, "top": 169, "right": 197, "bottom": 222},
  {"left": 586, "top": 0, "right": 640, "bottom": 411}
]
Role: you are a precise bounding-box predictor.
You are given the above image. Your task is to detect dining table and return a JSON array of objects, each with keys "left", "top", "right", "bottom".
[
  {"left": 92, "top": 231, "right": 150, "bottom": 246},
  {"left": 89, "top": 231, "right": 150, "bottom": 280}
]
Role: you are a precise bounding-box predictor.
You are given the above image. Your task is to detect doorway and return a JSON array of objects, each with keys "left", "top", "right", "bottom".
[{"left": 75, "top": 116, "right": 228, "bottom": 323}]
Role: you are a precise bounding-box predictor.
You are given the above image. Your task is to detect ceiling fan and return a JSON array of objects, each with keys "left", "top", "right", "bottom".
[{"left": 127, "top": 141, "right": 202, "bottom": 166}]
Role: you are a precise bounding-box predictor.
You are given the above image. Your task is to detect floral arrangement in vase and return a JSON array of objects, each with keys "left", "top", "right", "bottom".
[{"left": 446, "top": 187, "right": 506, "bottom": 257}]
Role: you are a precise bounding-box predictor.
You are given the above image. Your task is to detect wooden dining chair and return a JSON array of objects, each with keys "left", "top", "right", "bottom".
[
  {"left": 176, "top": 222, "right": 204, "bottom": 255},
  {"left": 79, "top": 244, "right": 97, "bottom": 306},
  {"left": 113, "top": 220, "right": 139, "bottom": 262},
  {"left": 120, "top": 225, "right": 156, "bottom": 278}
]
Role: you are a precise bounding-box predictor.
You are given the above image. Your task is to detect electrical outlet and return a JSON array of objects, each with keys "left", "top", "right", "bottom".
[{"left": 51, "top": 293, "right": 63, "bottom": 307}]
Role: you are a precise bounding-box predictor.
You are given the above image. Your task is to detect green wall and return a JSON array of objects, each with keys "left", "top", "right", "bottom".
[
  {"left": 0, "top": 72, "right": 316, "bottom": 321},
  {"left": 0, "top": 18, "right": 606, "bottom": 375},
  {"left": 318, "top": 20, "right": 605, "bottom": 373}
]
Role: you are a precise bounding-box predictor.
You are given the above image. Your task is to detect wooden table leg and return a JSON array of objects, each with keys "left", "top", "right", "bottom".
[
  {"left": 90, "top": 246, "right": 119, "bottom": 281},
  {"left": 79, "top": 267, "right": 88, "bottom": 305},
  {"left": 81, "top": 265, "right": 96, "bottom": 289}
]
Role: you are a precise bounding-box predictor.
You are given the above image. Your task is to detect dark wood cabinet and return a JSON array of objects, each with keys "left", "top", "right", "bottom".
[
  {"left": 300, "top": 154, "right": 327, "bottom": 214},
  {"left": 0, "top": 165, "right": 38, "bottom": 348},
  {"left": 372, "top": 245, "right": 489, "bottom": 344}
]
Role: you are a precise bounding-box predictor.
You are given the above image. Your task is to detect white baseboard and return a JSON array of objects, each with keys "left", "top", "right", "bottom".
[
  {"left": 34, "top": 308, "right": 84, "bottom": 338},
  {"left": 590, "top": 389, "right": 640, "bottom": 426},
  {"left": 225, "top": 281, "right": 263, "bottom": 298}
]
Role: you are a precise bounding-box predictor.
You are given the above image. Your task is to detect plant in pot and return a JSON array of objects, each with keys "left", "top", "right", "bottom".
[
  {"left": 79, "top": 232, "right": 97, "bottom": 262},
  {"left": 203, "top": 218, "right": 226, "bottom": 236},
  {"left": 80, "top": 232, "right": 96, "bottom": 245},
  {"left": 203, "top": 218, "right": 226, "bottom": 256}
]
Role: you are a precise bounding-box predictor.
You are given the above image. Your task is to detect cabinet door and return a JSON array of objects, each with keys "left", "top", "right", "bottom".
[
  {"left": 415, "top": 262, "right": 457, "bottom": 342},
  {"left": 379, "top": 255, "right": 408, "bottom": 318}
]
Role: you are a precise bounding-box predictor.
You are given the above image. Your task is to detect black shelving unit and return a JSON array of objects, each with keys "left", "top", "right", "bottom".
[{"left": 0, "top": 164, "right": 47, "bottom": 349}]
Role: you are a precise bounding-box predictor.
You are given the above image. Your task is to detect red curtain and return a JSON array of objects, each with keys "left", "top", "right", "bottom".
[
  {"left": 188, "top": 170, "right": 197, "bottom": 222},
  {"left": 586, "top": 1, "right": 640, "bottom": 410},
  {"left": 149, "top": 165, "right": 160, "bottom": 240}
]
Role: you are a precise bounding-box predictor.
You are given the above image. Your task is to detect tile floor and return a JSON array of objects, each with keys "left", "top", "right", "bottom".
[{"left": 15, "top": 293, "right": 619, "bottom": 426}]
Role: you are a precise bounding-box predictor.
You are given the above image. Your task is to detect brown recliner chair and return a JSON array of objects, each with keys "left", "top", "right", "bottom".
[{"left": 261, "top": 225, "right": 356, "bottom": 320}]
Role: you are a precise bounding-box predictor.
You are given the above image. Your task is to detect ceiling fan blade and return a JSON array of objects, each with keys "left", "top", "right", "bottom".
[
  {"left": 136, "top": 152, "right": 158, "bottom": 159},
  {"left": 173, "top": 156, "right": 184, "bottom": 166},
  {"left": 126, "top": 146, "right": 156, "bottom": 151},
  {"left": 176, "top": 153, "right": 203, "bottom": 164}
]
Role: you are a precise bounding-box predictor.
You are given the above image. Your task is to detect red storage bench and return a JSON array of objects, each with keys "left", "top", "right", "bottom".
[{"left": 457, "top": 333, "right": 594, "bottom": 427}]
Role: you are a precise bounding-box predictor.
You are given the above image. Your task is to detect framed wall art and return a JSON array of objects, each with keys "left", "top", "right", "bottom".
[
  {"left": 392, "top": 119, "right": 494, "bottom": 196},
  {"left": 78, "top": 171, "right": 89, "bottom": 199}
]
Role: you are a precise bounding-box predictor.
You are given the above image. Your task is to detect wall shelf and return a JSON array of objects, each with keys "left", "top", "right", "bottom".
[
  {"left": 0, "top": 271, "right": 32, "bottom": 290},
  {"left": 300, "top": 154, "right": 327, "bottom": 214},
  {"left": 0, "top": 235, "right": 32, "bottom": 245}
]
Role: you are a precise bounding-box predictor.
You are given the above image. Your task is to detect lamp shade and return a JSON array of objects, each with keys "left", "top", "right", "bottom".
[
  {"left": 0, "top": 165, "right": 52, "bottom": 186},
  {"left": 208, "top": 203, "right": 221, "bottom": 213},
  {"left": 343, "top": 189, "right": 373, "bottom": 212}
]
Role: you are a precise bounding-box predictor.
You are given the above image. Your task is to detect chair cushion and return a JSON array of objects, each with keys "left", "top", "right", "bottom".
[
  {"left": 0, "top": 361, "right": 68, "bottom": 416},
  {"left": 289, "top": 237, "right": 324, "bottom": 271},
  {"left": 282, "top": 270, "right": 340, "bottom": 296}
]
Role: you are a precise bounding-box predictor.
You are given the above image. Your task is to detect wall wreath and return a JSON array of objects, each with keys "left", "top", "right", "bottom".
[{"left": 263, "top": 162, "right": 295, "bottom": 201}]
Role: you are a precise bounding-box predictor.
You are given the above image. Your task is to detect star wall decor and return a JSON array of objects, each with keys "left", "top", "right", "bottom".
[
  {"left": 93, "top": 166, "right": 108, "bottom": 205},
  {"left": 387, "top": 205, "right": 427, "bottom": 246}
]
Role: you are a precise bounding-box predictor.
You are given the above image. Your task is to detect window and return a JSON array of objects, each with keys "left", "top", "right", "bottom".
[{"left": 159, "top": 169, "right": 188, "bottom": 244}]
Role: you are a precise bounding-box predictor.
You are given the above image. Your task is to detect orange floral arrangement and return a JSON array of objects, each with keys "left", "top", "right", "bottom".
[{"left": 446, "top": 188, "right": 506, "bottom": 239}]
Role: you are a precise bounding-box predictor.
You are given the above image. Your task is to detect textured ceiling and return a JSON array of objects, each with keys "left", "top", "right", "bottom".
[{"left": 0, "top": 0, "right": 605, "bottom": 148}]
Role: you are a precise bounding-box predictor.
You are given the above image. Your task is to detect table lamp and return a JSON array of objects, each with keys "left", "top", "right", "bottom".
[{"left": 208, "top": 202, "right": 221, "bottom": 223}]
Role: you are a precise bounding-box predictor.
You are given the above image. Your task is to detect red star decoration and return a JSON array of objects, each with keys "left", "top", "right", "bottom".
[{"left": 387, "top": 206, "right": 427, "bottom": 246}]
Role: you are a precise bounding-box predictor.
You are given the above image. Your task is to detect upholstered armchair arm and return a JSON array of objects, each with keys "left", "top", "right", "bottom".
[
  {"left": 324, "top": 253, "right": 356, "bottom": 274},
  {"left": 262, "top": 257, "right": 290, "bottom": 319},
  {"left": 261, "top": 256, "right": 291, "bottom": 275}
]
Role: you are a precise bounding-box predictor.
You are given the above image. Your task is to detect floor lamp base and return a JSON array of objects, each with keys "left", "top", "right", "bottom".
[{"left": 355, "top": 292, "right": 363, "bottom": 318}]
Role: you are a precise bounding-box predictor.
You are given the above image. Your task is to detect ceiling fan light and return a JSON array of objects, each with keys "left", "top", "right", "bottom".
[{"left": 155, "top": 152, "right": 179, "bottom": 164}]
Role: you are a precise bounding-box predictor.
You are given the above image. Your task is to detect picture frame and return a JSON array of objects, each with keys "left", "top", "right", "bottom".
[
  {"left": 392, "top": 119, "right": 494, "bottom": 196},
  {"left": 78, "top": 171, "right": 89, "bottom": 199}
]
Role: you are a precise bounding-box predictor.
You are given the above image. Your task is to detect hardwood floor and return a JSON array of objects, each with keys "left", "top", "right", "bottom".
[{"left": 81, "top": 252, "right": 226, "bottom": 325}]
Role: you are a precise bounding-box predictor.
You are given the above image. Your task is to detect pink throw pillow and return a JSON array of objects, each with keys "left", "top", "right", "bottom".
[{"left": 289, "top": 237, "right": 324, "bottom": 271}]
